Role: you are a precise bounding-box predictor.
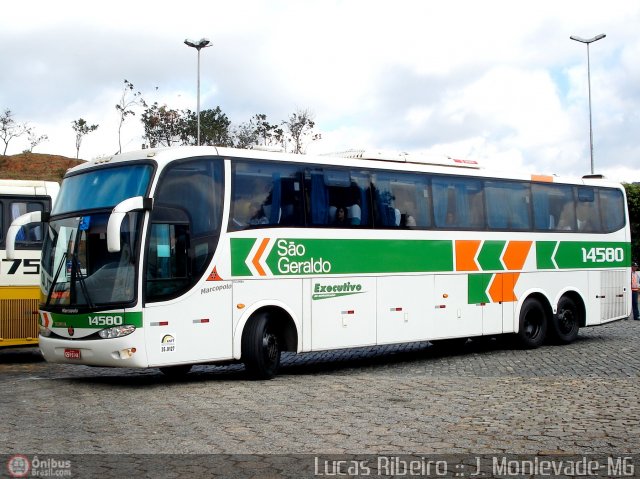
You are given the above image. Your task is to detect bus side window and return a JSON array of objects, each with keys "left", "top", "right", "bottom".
[
  {"left": 11, "top": 201, "right": 45, "bottom": 245},
  {"left": 230, "top": 161, "right": 304, "bottom": 229},
  {"left": 532, "top": 183, "right": 561, "bottom": 230},
  {"left": 485, "top": 181, "right": 531, "bottom": 230},
  {"left": 432, "top": 176, "right": 484, "bottom": 229},
  {"left": 599, "top": 188, "right": 625, "bottom": 233},
  {"left": 576, "top": 187, "right": 601, "bottom": 232}
]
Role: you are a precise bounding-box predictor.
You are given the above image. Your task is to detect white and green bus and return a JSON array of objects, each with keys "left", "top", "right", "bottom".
[
  {"left": 1, "top": 179, "right": 59, "bottom": 347},
  {"left": 6, "top": 146, "right": 630, "bottom": 378}
]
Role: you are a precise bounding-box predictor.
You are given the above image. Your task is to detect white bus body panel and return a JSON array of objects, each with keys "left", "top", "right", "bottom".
[
  {"left": 376, "top": 275, "right": 432, "bottom": 344},
  {"left": 145, "top": 282, "right": 234, "bottom": 367},
  {"left": 310, "top": 276, "right": 376, "bottom": 350}
]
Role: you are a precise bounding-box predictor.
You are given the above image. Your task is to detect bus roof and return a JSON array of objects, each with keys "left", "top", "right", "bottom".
[
  {"left": 0, "top": 179, "right": 59, "bottom": 196},
  {"left": 68, "top": 146, "right": 623, "bottom": 190}
]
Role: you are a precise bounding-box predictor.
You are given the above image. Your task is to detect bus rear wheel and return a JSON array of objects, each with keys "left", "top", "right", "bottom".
[
  {"left": 550, "top": 296, "right": 580, "bottom": 344},
  {"left": 516, "top": 298, "right": 548, "bottom": 348},
  {"left": 242, "top": 312, "right": 281, "bottom": 380}
]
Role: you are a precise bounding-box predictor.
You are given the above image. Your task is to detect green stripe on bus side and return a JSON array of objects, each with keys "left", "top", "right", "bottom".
[
  {"left": 231, "top": 238, "right": 631, "bottom": 277},
  {"left": 230, "top": 238, "right": 255, "bottom": 277},
  {"left": 477, "top": 241, "right": 506, "bottom": 271},
  {"left": 45, "top": 311, "right": 143, "bottom": 328},
  {"left": 468, "top": 273, "right": 492, "bottom": 304},
  {"left": 536, "top": 241, "right": 557, "bottom": 270},
  {"left": 231, "top": 238, "right": 454, "bottom": 276},
  {"left": 536, "top": 241, "right": 630, "bottom": 269}
]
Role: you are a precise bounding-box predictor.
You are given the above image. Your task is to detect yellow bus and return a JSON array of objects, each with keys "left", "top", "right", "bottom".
[{"left": 1, "top": 179, "right": 58, "bottom": 347}]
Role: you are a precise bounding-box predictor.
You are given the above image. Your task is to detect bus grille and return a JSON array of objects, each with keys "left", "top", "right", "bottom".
[
  {"left": 599, "top": 270, "right": 627, "bottom": 321},
  {"left": 0, "top": 298, "right": 40, "bottom": 343}
]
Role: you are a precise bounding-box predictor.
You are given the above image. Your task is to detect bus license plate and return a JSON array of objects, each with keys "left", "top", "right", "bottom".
[{"left": 64, "top": 349, "right": 81, "bottom": 359}]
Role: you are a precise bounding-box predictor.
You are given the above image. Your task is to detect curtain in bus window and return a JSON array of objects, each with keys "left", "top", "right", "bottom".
[
  {"left": 532, "top": 183, "right": 575, "bottom": 231},
  {"left": 432, "top": 180, "right": 449, "bottom": 227},
  {"left": 310, "top": 171, "right": 329, "bottom": 225},
  {"left": 373, "top": 178, "right": 397, "bottom": 227},
  {"left": 454, "top": 183, "right": 470, "bottom": 226},
  {"left": 432, "top": 177, "right": 483, "bottom": 228},
  {"left": 486, "top": 184, "right": 508, "bottom": 229},
  {"left": 268, "top": 172, "right": 282, "bottom": 224},
  {"left": 486, "top": 181, "right": 531, "bottom": 230},
  {"left": 532, "top": 184, "right": 551, "bottom": 229},
  {"left": 354, "top": 179, "right": 370, "bottom": 226}
]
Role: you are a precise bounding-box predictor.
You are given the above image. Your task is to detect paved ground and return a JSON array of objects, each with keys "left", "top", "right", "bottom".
[{"left": 1, "top": 319, "right": 639, "bottom": 477}]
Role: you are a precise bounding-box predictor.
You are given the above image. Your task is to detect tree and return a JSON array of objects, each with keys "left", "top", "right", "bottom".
[
  {"left": 232, "top": 122, "right": 258, "bottom": 149},
  {"left": 72, "top": 118, "right": 99, "bottom": 159},
  {"left": 25, "top": 130, "right": 48, "bottom": 153},
  {"left": 183, "top": 107, "right": 233, "bottom": 147},
  {"left": 624, "top": 182, "right": 640, "bottom": 262},
  {"left": 140, "top": 103, "right": 184, "bottom": 148},
  {"left": 282, "top": 108, "right": 317, "bottom": 154},
  {"left": 115, "top": 79, "right": 146, "bottom": 154},
  {"left": 1, "top": 109, "right": 32, "bottom": 155},
  {"left": 231, "top": 113, "right": 283, "bottom": 150}
]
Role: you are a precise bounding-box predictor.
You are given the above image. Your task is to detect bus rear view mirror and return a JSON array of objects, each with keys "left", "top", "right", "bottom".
[
  {"left": 5, "top": 211, "right": 45, "bottom": 260},
  {"left": 107, "top": 196, "right": 153, "bottom": 253}
]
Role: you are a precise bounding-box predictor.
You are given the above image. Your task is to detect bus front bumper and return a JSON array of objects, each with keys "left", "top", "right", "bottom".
[{"left": 39, "top": 331, "right": 148, "bottom": 368}]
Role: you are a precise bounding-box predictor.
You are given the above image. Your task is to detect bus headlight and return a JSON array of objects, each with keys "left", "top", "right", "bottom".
[
  {"left": 98, "top": 325, "right": 136, "bottom": 339},
  {"left": 40, "top": 327, "right": 51, "bottom": 338}
]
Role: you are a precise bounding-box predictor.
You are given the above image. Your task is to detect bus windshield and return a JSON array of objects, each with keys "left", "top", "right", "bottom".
[
  {"left": 42, "top": 163, "right": 152, "bottom": 309},
  {"left": 42, "top": 211, "right": 143, "bottom": 308},
  {"left": 53, "top": 164, "right": 153, "bottom": 215}
]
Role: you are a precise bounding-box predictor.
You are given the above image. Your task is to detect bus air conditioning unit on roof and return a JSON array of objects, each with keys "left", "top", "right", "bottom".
[{"left": 327, "top": 149, "right": 480, "bottom": 169}]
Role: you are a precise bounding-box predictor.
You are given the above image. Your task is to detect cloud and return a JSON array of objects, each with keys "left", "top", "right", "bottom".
[{"left": 1, "top": 0, "right": 639, "bottom": 182}]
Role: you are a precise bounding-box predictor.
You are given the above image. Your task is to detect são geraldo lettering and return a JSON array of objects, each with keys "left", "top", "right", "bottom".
[{"left": 276, "top": 239, "right": 331, "bottom": 274}]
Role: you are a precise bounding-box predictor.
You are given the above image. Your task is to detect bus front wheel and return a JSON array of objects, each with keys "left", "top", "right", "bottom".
[
  {"left": 242, "top": 312, "right": 281, "bottom": 380},
  {"left": 516, "top": 298, "right": 548, "bottom": 349},
  {"left": 550, "top": 296, "right": 580, "bottom": 344}
]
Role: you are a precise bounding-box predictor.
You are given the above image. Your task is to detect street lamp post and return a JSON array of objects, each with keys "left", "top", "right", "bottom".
[
  {"left": 570, "top": 33, "right": 605, "bottom": 175},
  {"left": 184, "top": 38, "right": 212, "bottom": 146}
]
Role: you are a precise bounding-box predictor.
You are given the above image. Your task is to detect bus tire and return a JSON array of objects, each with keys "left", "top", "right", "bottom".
[
  {"left": 516, "top": 297, "right": 548, "bottom": 349},
  {"left": 159, "top": 364, "right": 192, "bottom": 377},
  {"left": 242, "top": 312, "right": 281, "bottom": 380},
  {"left": 550, "top": 296, "right": 580, "bottom": 344}
]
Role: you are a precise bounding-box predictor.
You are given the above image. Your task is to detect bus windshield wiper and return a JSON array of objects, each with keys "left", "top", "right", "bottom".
[
  {"left": 71, "top": 253, "right": 95, "bottom": 309},
  {"left": 45, "top": 252, "right": 67, "bottom": 307}
]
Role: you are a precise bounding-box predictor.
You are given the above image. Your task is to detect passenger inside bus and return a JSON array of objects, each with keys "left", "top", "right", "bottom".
[
  {"left": 347, "top": 201, "right": 361, "bottom": 225},
  {"left": 332, "top": 206, "right": 348, "bottom": 226},
  {"left": 248, "top": 202, "right": 269, "bottom": 225}
]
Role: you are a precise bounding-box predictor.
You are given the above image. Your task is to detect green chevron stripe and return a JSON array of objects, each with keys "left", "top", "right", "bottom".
[
  {"left": 468, "top": 273, "right": 492, "bottom": 304},
  {"left": 477, "top": 241, "right": 506, "bottom": 271}
]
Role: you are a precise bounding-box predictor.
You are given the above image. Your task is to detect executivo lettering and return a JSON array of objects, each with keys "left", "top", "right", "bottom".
[{"left": 312, "top": 281, "right": 364, "bottom": 300}]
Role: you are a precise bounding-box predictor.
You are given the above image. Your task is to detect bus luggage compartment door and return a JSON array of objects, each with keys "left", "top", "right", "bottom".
[{"left": 311, "top": 276, "right": 376, "bottom": 350}]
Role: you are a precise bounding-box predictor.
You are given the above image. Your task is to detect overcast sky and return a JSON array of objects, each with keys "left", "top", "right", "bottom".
[{"left": 1, "top": 0, "right": 639, "bottom": 182}]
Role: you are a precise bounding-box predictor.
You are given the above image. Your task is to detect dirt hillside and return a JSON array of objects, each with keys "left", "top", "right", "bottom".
[{"left": 0, "top": 153, "right": 84, "bottom": 182}]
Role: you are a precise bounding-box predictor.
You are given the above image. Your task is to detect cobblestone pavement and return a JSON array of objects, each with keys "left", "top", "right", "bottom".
[{"left": 1, "top": 319, "right": 639, "bottom": 472}]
